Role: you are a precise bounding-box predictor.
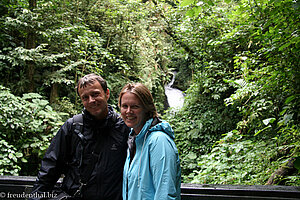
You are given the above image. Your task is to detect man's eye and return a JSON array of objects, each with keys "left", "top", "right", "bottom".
[
  {"left": 122, "top": 105, "right": 128, "bottom": 109},
  {"left": 92, "top": 92, "right": 100, "bottom": 98},
  {"left": 82, "top": 96, "right": 88, "bottom": 101}
]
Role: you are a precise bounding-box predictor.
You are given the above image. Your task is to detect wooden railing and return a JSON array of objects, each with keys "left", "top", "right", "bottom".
[
  {"left": 0, "top": 176, "right": 299, "bottom": 199},
  {"left": 181, "top": 183, "right": 300, "bottom": 200}
]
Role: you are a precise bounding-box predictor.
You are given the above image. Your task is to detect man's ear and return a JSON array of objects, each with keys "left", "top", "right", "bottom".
[{"left": 106, "top": 89, "right": 110, "bottom": 100}]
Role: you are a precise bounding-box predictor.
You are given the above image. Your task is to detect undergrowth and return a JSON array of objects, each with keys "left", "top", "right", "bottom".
[{"left": 185, "top": 129, "right": 300, "bottom": 186}]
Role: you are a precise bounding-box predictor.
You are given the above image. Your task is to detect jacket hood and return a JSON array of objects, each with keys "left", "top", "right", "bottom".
[
  {"left": 148, "top": 119, "right": 175, "bottom": 140},
  {"left": 135, "top": 118, "right": 175, "bottom": 142}
]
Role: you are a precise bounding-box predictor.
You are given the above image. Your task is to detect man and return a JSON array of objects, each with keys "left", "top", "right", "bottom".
[{"left": 30, "top": 73, "right": 129, "bottom": 200}]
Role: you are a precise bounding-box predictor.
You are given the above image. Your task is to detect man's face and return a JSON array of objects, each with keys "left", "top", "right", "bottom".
[{"left": 78, "top": 81, "right": 110, "bottom": 120}]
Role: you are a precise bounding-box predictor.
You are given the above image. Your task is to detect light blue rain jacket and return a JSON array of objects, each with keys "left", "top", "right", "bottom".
[{"left": 122, "top": 118, "right": 181, "bottom": 200}]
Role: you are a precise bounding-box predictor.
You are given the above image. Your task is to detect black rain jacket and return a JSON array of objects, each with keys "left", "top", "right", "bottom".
[{"left": 31, "top": 106, "right": 129, "bottom": 200}]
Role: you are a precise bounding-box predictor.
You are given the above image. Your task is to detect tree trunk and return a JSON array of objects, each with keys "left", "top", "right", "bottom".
[
  {"left": 50, "top": 83, "right": 59, "bottom": 104},
  {"left": 266, "top": 157, "right": 296, "bottom": 185},
  {"left": 25, "top": 0, "right": 37, "bottom": 92}
]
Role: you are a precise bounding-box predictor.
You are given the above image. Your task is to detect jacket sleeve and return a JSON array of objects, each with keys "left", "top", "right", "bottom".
[
  {"left": 149, "top": 132, "right": 181, "bottom": 200},
  {"left": 30, "top": 120, "right": 71, "bottom": 199}
]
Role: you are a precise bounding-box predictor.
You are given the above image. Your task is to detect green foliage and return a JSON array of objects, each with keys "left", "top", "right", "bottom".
[
  {"left": 295, "top": 157, "right": 300, "bottom": 173},
  {"left": 0, "top": 85, "right": 65, "bottom": 175},
  {"left": 88, "top": 0, "right": 172, "bottom": 112},
  {"left": 0, "top": 0, "right": 170, "bottom": 112},
  {"left": 190, "top": 129, "right": 300, "bottom": 185},
  {"left": 0, "top": 0, "right": 299, "bottom": 186},
  {"left": 0, "top": 140, "right": 22, "bottom": 175},
  {"left": 164, "top": 74, "right": 240, "bottom": 177},
  {"left": 163, "top": 0, "right": 241, "bottom": 178},
  {"left": 51, "top": 97, "right": 80, "bottom": 121},
  {"left": 0, "top": 0, "right": 172, "bottom": 175},
  {"left": 163, "top": 0, "right": 300, "bottom": 185}
]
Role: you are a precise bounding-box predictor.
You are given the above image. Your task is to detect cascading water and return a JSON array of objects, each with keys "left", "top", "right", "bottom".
[{"left": 164, "top": 72, "right": 184, "bottom": 109}]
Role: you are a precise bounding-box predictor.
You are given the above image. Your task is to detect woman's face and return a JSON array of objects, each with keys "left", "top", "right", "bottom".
[{"left": 120, "top": 92, "right": 147, "bottom": 134}]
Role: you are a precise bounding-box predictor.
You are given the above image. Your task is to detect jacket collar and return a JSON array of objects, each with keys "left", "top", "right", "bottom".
[{"left": 82, "top": 105, "right": 115, "bottom": 129}]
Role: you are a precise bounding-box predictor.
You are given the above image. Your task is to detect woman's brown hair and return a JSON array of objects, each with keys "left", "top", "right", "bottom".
[{"left": 118, "top": 83, "right": 158, "bottom": 120}]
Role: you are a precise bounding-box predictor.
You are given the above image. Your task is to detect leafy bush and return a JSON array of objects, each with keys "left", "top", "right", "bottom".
[
  {"left": 0, "top": 140, "right": 22, "bottom": 175},
  {"left": 0, "top": 85, "right": 65, "bottom": 175},
  {"left": 190, "top": 127, "right": 300, "bottom": 185}
]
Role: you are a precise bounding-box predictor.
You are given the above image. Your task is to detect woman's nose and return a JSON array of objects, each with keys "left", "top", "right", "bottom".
[{"left": 126, "top": 107, "right": 132, "bottom": 113}]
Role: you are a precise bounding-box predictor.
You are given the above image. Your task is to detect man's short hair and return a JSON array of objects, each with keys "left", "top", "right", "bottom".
[{"left": 76, "top": 73, "right": 107, "bottom": 95}]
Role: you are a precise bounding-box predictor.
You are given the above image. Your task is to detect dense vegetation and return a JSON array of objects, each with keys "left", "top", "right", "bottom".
[{"left": 0, "top": 0, "right": 299, "bottom": 186}]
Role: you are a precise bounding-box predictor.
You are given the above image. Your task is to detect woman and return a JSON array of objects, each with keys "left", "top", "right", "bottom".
[{"left": 118, "top": 83, "right": 181, "bottom": 200}]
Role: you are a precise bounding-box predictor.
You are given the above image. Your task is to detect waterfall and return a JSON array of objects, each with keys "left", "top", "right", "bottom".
[{"left": 164, "top": 72, "right": 184, "bottom": 109}]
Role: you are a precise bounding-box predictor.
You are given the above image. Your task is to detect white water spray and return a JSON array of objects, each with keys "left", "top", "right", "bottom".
[{"left": 164, "top": 72, "right": 184, "bottom": 109}]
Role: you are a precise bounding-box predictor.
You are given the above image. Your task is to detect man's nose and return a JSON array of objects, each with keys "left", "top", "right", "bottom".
[{"left": 88, "top": 96, "right": 95, "bottom": 103}]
